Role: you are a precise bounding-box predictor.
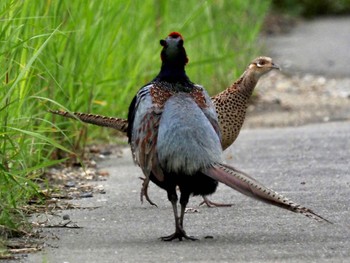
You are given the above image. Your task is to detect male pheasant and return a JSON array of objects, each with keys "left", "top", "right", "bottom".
[
  {"left": 127, "top": 32, "right": 328, "bottom": 241},
  {"left": 51, "top": 57, "right": 279, "bottom": 207}
]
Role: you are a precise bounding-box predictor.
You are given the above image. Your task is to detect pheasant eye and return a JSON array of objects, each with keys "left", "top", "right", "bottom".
[{"left": 257, "top": 61, "right": 265, "bottom": 67}]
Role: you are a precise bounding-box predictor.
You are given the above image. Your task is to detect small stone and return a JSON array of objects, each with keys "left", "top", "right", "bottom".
[
  {"left": 65, "top": 181, "right": 76, "bottom": 188},
  {"left": 96, "top": 185, "right": 106, "bottom": 194},
  {"left": 101, "top": 149, "right": 112, "bottom": 156},
  {"left": 89, "top": 160, "right": 97, "bottom": 167},
  {"left": 89, "top": 145, "right": 100, "bottom": 153},
  {"left": 63, "top": 214, "right": 70, "bottom": 220},
  {"left": 80, "top": 192, "right": 93, "bottom": 198},
  {"left": 98, "top": 170, "right": 110, "bottom": 177},
  {"left": 273, "top": 98, "right": 281, "bottom": 105},
  {"left": 185, "top": 208, "right": 199, "bottom": 213}
]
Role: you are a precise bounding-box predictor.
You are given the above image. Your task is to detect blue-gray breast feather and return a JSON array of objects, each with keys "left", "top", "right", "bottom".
[{"left": 157, "top": 92, "right": 222, "bottom": 175}]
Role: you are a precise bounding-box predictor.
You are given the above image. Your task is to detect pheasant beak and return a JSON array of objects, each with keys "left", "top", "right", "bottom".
[{"left": 271, "top": 62, "right": 281, "bottom": 70}]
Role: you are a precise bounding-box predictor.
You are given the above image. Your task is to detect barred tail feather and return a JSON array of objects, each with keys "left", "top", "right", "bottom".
[
  {"left": 202, "top": 163, "right": 331, "bottom": 223},
  {"left": 49, "top": 110, "right": 129, "bottom": 132}
]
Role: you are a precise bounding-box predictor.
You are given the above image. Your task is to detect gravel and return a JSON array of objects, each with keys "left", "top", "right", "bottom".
[{"left": 245, "top": 71, "right": 350, "bottom": 128}]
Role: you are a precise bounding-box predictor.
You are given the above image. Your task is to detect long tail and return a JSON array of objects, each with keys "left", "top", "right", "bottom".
[
  {"left": 49, "top": 110, "right": 128, "bottom": 133},
  {"left": 202, "top": 163, "right": 331, "bottom": 223}
]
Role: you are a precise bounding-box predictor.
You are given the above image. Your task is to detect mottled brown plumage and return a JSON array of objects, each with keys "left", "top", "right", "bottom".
[{"left": 213, "top": 56, "right": 280, "bottom": 150}]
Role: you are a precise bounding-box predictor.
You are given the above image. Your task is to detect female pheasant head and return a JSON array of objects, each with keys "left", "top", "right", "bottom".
[{"left": 248, "top": 56, "right": 280, "bottom": 78}]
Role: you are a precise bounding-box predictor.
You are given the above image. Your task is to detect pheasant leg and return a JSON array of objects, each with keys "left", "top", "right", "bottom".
[{"left": 161, "top": 196, "right": 197, "bottom": 241}]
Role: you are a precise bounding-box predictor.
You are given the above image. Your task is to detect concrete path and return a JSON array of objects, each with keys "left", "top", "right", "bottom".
[
  {"left": 25, "top": 121, "right": 350, "bottom": 263},
  {"left": 263, "top": 16, "right": 350, "bottom": 77}
]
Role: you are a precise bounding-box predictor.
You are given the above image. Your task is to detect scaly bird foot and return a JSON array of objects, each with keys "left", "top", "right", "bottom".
[
  {"left": 198, "top": 196, "right": 232, "bottom": 208},
  {"left": 161, "top": 229, "right": 198, "bottom": 242}
]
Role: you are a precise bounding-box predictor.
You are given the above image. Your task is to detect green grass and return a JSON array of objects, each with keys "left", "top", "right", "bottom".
[{"left": 0, "top": 0, "right": 271, "bottom": 242}]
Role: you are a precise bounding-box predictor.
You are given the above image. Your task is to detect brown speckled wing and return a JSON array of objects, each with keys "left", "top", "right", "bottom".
[{"left": 130, "top": 84, "right": 173, "bottom": 182}]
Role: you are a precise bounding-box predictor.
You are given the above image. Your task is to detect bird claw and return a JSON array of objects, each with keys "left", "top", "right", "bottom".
[
  {"left": 198, "top": 196, "right": 232, "bottom": 208},
  {"left": 160, "top": 229, "right": 197, "bottom": 241},
  {"left": 139, "top": 176, "right": 158, "bottom": 207}
]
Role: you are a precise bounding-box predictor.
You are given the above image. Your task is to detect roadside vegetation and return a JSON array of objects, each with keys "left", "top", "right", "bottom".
[{"left": 0, "top": 0, "right": 271, "bottom": 254}]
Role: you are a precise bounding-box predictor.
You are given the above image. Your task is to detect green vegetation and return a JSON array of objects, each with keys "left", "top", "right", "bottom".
[{"left": 0, "top": 0, "right": 271, "bottom": 243}]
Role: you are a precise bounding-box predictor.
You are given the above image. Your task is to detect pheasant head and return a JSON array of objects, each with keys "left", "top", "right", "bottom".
[
  {"left": 248, "top": 56, "right": 280, "bottom": 78},
  {"left": 160, "top": 32, "right": 188, "bottom": 65},
  {"left": 157, "top": 32, "right": 190, "bottom": 82}
]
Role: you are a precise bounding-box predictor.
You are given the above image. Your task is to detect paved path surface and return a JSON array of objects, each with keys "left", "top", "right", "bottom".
[
  {"left": 263, "top": 16, "right": 350, "bottom": 77},
  {"left": 25, "top": 121, "right": 350, "bottom": 263}
]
